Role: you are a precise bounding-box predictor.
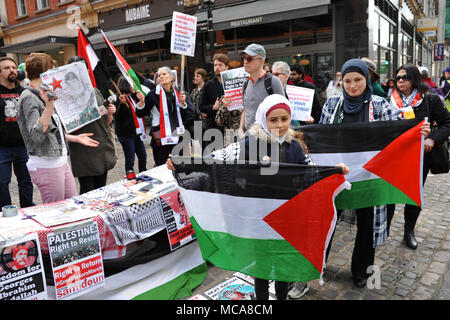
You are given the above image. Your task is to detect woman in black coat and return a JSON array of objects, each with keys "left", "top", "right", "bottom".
[
  {"left": 135, "top": 66, "right": 195, "bottom": 166},
  {"left": 389, "top": 63, "right": 450, "bottom": 249}
]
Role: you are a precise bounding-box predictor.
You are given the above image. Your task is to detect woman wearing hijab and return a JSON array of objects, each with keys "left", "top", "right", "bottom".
[
  {"left": 136, "top": 66, "right": 195, "bottom": 166},
  {"left": 320, "top": 58, "right": 406, "bottom": 288},
  {"left": 389, "top": 64, "right": 450, "bottom": 249},
  {"left": 168, "top": 94, "right": 349, "bottom": 299}
]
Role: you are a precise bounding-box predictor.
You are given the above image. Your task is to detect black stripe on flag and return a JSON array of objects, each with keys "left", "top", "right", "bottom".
[
  {"left": 299, "top": 119, "right": 422, "bottom": 153},
  {"left": 172, "top": 157, "right": 342, "bottom": 200}
]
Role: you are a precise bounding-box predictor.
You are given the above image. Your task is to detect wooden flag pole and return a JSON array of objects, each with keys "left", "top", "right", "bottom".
[{"left": 180, "top": 55, "right": 185, "bottom": 92}]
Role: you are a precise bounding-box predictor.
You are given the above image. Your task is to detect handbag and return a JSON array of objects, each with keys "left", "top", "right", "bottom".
[{"left": 424, "top": 95, "right": 450, "bottom": 174}]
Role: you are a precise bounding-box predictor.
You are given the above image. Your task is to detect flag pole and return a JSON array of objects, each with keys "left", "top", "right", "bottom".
[{"left": 180, "top": 55, "right": 185, "bottom": 92}]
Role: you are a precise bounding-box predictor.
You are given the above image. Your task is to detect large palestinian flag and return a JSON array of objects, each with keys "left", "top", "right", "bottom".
[
  {"left": 173, "top": 160, "right": 350, "bottom": 282},
  {"left": 300, "top": 119, "right": 425, "bottom": 210}
]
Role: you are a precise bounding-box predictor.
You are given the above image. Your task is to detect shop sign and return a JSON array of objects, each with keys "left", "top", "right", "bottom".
[{"left": 229, "top": 16, "right": 263, "bottom": 28}]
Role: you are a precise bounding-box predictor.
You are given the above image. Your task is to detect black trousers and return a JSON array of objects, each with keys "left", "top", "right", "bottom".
[
  {"left": 254, "top": 278, "right": 289, "bottom": 300},
  {"left": 78, "top": 171, "right": 108, "bottom": 194}
]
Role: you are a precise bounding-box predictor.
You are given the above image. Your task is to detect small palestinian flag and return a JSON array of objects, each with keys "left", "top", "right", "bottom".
[
  {"left": 300, "top": 119, "right": 425, "bottom": 210},
  {"left": 173, "top": 160, "right": 350, "bottom": 282}
]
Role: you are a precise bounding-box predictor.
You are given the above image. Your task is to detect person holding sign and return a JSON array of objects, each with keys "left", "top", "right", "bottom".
[
  {"left": 136, "top": 66, "right": 195, "bottom": 166},
  {"left": 16, "top": 53, "right": 99, "bottom": 204}
]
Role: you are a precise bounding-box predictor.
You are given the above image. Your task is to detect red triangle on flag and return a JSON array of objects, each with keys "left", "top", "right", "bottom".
[
  {"left": 363, "top": 120, "right": 424, "bottom": 207},
  {"left": 263, "top": 174, "right": 346, "bottom": 273}
]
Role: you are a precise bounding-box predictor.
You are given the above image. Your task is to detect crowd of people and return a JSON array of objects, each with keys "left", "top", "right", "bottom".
[{"left": 1, "top": 41, "right": 449, "bottom": 300}]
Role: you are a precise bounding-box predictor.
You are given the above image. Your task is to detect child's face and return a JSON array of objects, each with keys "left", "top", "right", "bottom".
[{"left": 266, "top": 108, "right": 291, "bottom": 138}]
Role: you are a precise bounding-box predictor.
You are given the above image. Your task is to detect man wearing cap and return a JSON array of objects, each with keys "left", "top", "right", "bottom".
[
  {"left": 238, "top": 43, "right": 285, "bottom": 138},
  {"left": 419, "top": 66, "right": 444, "bottom": 102},
  {"left": 361, "top": 57, "right": 387, "bottom": 98}
]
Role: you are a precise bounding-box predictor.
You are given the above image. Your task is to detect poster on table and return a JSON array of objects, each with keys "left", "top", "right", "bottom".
[
  {"left": 220, "top": 67, "right": 249, "bottom": 111},
  {"left": 47, "top": 220, "right": 104, "bottom": 300},
  {"left": 40, "top": 61, "right": 101, "bottom": 133},
  {"left": 170, "top": 11, "right": 197, "bottom": 57},
  {"left": 205, "top": 277, "right": 255, "bottom": 300},
  {"left": 285, "top": 85, "right": 315, "bottom": 121},
  {"left": 0, "top": 234, "right": 47, "bottom": 300},
  {"left": 159, "top": 188, "right": 196, "bottom": 251},
  {"left": 19, "top": 199, "right": 98, "bottom": 228}
]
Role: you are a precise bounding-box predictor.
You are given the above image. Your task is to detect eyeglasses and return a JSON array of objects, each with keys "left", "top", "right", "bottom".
[
  {"left": 242, "top": 56, "right": 262, "bottom": 63},
  {"left": 395, "top": 75, "right": 410, "bottom": 82},
  {"left": 273, "top": 72, "right": 287, "bottom": 77}
]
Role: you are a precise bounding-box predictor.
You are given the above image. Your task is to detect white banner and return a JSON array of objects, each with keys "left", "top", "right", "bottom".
[{"left": 286, "top": 85, "right": 315, "bottom": 121}]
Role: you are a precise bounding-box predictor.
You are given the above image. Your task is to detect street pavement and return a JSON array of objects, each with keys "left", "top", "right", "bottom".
[{"left": 7, "top": 136, "right": 450, "bottom": 300}]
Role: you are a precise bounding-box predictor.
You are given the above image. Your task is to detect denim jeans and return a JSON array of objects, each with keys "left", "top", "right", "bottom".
[
  {"left": 117, "top": 135, "right": 147, "bottom": 173},
  {"left": 0, "top": 146, "right": 34, "bottom": 208}
]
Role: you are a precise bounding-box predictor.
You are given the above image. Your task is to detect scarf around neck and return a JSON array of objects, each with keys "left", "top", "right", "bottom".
[
  {"left": 157, "top": 84, "right": 184, "bottom": 145},
  {"left": 125, "top": 95, "right": 146, "bottom": 141}
]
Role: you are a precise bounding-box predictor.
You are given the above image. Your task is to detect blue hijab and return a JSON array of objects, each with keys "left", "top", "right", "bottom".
[{"left": 341, "top": 59, "right": 373, "bottom": 114}]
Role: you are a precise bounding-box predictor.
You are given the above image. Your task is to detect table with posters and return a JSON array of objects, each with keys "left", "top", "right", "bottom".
[{"left": 0, "top": 165, "right": 204, "bottom": 300}]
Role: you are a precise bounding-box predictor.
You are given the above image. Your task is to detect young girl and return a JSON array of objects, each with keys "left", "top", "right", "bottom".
[{"left": 168, "top": 94, "right": 349, "bottom": 299}]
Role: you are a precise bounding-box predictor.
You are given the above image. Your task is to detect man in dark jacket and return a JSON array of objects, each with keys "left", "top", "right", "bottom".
[
  {"left": 361, "top": 58, "right": 388, "bottom": 99},
  {"left": 289, "top": 63, "right": 322, "bottom": 124},
  {"left": 0, "top": 57, "right": 33, "bottom": 209}
]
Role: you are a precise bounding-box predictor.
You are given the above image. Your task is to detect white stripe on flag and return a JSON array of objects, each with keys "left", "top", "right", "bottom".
[
  {"left": 179, "top": 187, "right": 285, "bottom": 240},
  {"left": 310, "top": 151, "right": 380, "bottom": 183},
  {"left": 85, "top": 44, "right": 99, "bottom": 70}
]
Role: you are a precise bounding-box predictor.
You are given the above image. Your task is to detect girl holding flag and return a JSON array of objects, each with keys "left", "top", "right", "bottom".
[
  {"left": 115, "top": 76, "right": 147, "bottom": 173},
  {"left": 136, "top": 66, "right": 195, "bottom": 166},
  {"left": 389, "top": 64, "right": 450, "bottom": 249}
]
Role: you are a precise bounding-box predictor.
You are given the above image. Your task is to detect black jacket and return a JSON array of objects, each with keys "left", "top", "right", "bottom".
[
  {"left": 199, "top": 77, "right": 224, "bottom": 130},
  {"left": 114, "top": 94, "right": 141, "bottom": 137},
  {"left": 0, "top": 84, "right": 24, "bottom": 147}
]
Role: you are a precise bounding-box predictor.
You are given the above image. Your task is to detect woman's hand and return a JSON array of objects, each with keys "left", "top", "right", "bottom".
[
  {"left": 336, "top": 163, "right": 350, "bottom": 175},
  {"left": 179, "top": 92, "right": 186, "bottom": 106},
  {"left": 119, "top": 94, "right": 127, "bottom": 104},
  {"left": 107, "top": 104, "right": 116, "bottom": 115},
  {"left": 222, "top": 97, "right": 231, "bottom": 109},
  {"left": 73, "top": 133, "right": 100, "bottom": 147},
  {"left": 212, "top": 98, "right": 220, "bottom": 111},
  {"left": 304, "top": 116, "right": 315, "bottom": 124},
  {"left": 424, "top": 138, "right": 435, "bottom": 153},
  {"left": 136, "top": 90, "right": 145, "bottom": 102},
  {"left": 421, "top": 121, "right": 431, "bottom": 137},
  {"left": 166, "top": 156, "right": 175, "bottom": 171}
]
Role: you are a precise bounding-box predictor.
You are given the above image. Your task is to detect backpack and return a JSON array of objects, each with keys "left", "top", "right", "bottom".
[{"left": 242, "top": 73, "right": 275, "bottom": 97}]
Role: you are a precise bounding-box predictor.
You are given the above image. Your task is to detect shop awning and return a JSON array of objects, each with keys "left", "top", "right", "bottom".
[
  {"left": 89, "top": 18, "right": 171, "bottom": 49},
  {"left": 0, "top": 36, "right": 75, "bottom": 54},
  {"left": 212, "top": 0, "right": 331, "bottom": 30}
]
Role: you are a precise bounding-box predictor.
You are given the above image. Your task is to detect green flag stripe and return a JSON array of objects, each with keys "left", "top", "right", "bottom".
[
  {"left": 127, "top": 68, "right": 143, "bottom": 93},
  {"left": 131, "top": 262, "right": 208, "bottom": 300},
  {"left": 335, "top": 178, "right": 418, "bottom": 210},
  {"left": 191, "top": 217, "right": 320, "bottom": 282}
]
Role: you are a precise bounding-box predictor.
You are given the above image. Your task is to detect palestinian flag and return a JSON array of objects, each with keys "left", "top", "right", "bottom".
[
  {"left": 77, "top": 27, "right": 112, "bottom": 99},
  {"left": 173, "top": 159, "right": 350, "bottom": 282},
  {"left": 300, "top": 119, "right": 425, "bottom": 210},
  {"left": 100, "top": 30, "right": 149, "bottom": 95}
]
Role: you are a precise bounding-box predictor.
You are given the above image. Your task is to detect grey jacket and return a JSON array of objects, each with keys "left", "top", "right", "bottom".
[{"left": 16, "top": 87, "right": 68, "bottom": 158}]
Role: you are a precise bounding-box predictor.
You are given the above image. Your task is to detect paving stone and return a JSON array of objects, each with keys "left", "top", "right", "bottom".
[
  {"left": 420, "top": 272, "right": 441, "bottom": 286},
  {"left": 398, "top": 277, "right": 415, "bottom": 287},
  {"left": 428, "top": 262, "right": 447, "bottom": 274}
]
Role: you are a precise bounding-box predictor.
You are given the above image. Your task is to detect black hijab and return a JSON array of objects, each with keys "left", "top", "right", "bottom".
[{"left": 341, "top": 59, "right": 373, "bottom": 114}]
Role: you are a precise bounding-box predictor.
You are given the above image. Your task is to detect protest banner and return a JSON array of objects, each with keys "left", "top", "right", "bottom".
[
  {"left": 220, "top": 67, "right": 249, "bottom": 111},
  {"left": 47, "top": 221, "right": 104, "bottom": 300},
  {"left": 205, "top": 277, "right": 255, "bottom": 300},
  {"left": 159, "top": 188, "right": 196, "bottom": 251},
  {"left": 40, "top": 61, "right": 101, "bottom": 133},
  {"left": 285, "top": 85, "right": 315, "bottom": 121},
  {"left": 170, "top": 11, "right": 197, "bottom": 91},
  {"left": 0, "top": 234, "right": 47, "bottom": 300}
]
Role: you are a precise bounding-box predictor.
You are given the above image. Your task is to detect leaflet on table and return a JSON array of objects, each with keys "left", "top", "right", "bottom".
[
  {"left": 40, "top": 61, "right": 101, "bottom": 133},
  {"left": 286, "top": 85, "right": 315, "bottom": 121},
  {"left": 220, "top": 67, "right": 249, "bottom": 111},
  {"left": 0, "top": 215, "right": 46, "bottom": 240},
  {"left": 47, "top": 220, "right": 104, "bottom": 300},
  {"left": 205, "top": 277, "right": 255, "bottom": 300},
  {"left": 99, "top": 197, "right": 165, "bottom": 246},
  {"left": 18, "top": 200, "right": 98, "bottom": 228},
  {"left": 146, "top": 164, "right": 177, "bottom": 184},
  {"left": 0, "top": 234, "right": 48, "bottom": 300},
  {"left": 159, "top": 189, "right": 196, "bottom": 251}
]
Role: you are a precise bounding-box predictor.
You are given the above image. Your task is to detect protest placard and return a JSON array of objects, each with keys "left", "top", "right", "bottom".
[
  {"left": 48, "top": 221, "right": 104, "bottom": 300},
  {"left": 170, "top": 11, "right": 197, "bottom": 57},
  {"left": 220, "top": 67, "right": 248, "bottom": 111},
  {"left": 159, "top": 188, "right": 196, "bottom": 251},
  {"left": 0, "top": 234, "right": 47, "bottom": 300},
  {"left": 40, "top": 61, "right": 101, "bottom": 133},
  {"left": 286, "top": 85, "right": 315, "bottom": 121},
  {"left": 205, "top": 277, "right": 255, "bottom": 300}
]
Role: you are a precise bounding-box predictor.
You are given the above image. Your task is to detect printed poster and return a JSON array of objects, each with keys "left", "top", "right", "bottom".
[
  {"left": 159, "top": 189, "right": 196, "bottom": 251},
  {"left": 233, "top": 272, "right": 276, "bottom": 295},
  {"left": 170, "top": 11, "right": 197, "bottom": 57},
  {"left": 286, "top": 85, "right": 315, "bottom": 121},
  {"left": 0, "top": 234, "right": 47, "bottom": 300},
  {"left": 220, "top": 67, "right": 249, "bottom": 111},
  {"left": 40, "top": 61, "right": 101, "bottom": 133},
  {"left": 205, "top": 277, "right": 255, "bottom": 300},
  {"left": 47, "top": 221, "right": 104, "bottom": 300}
]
